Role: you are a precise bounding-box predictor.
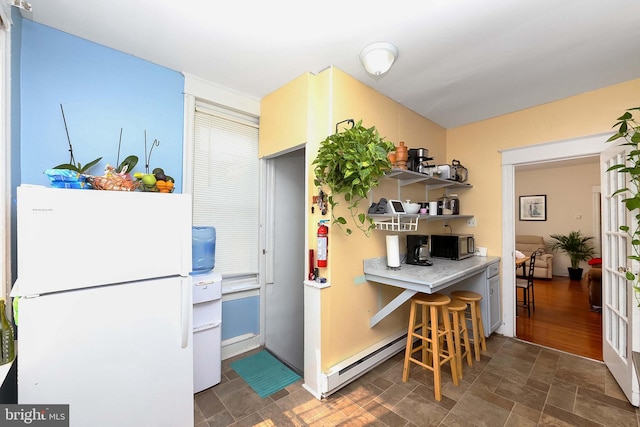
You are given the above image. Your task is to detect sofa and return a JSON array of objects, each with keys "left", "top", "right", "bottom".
[{"left": 515, "top": 235, "right": 554, "bottom": 279}]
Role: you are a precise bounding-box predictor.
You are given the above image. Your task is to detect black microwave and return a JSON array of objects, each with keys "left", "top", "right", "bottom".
[{"left": 430, "top": 234, "right": 475, "bottom": 260}]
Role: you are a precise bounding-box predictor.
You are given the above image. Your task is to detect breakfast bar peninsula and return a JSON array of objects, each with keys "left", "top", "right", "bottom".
[{"left": 364, "top": 255, "right": 501, "bottom": 334}]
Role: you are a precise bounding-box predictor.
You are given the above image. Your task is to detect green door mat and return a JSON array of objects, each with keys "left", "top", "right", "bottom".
[{"left": 230, "top": 350, "right": 301, "bottom": 398}]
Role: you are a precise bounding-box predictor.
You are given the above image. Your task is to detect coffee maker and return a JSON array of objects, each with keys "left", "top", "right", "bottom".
[
  {"left": 408, "top": 148, "right": 433, "bottom": 174},
  {"left": 406, "top": 235, "right": 432, "bottom": 266}
]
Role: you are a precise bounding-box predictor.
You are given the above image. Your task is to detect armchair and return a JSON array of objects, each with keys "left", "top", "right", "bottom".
[{"left": 515, "top": 235, "right": 554, "bottom": 279}]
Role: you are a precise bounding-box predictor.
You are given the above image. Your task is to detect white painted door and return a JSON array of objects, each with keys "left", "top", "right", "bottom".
[
  {"left": 264, "top": 149, "right": 305, "bottom": 373},
  {"left": 601, "top": 143, "right": 640, "bottom": 406}
]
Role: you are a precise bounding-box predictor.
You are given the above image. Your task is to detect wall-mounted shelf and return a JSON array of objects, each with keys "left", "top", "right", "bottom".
[
  {"left": 384, "top": 169, "right": 473, "bottom": 190},
  {"left": 369, "top": 168, "right": 475, "bottom": 231},
  {"left": 370, "top": 214, "right": 474, "bottom": 232},
  {"left": 371, "top": 214, "right": 419, "bottom": 232}
]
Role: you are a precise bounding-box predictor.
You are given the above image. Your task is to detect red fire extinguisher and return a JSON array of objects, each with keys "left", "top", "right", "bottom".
[{"left": 317, "top": 220, "right": 329, "bottom": 268}]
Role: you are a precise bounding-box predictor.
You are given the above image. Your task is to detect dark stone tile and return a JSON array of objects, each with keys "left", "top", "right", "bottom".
[
  {"left": 504, "top": 412, "right": 538, "bottom": 427},
  {"left": 510, "top": 402, "right": 541, "bottom": 424},
  {"left": 194, "top": 401, "right": 206, "bottom": 425},
  {"left": 374, "top": 383, "right": 412, "bottom": 409},
  {"left": 546, "top": 381, "right": 577, "bottom": 412},
  {"left": 195, "top": 388, "right": 226, "bottom": 419},
  {"left": 268, "top": 386, "right": 290, "bottom": 401},
  {"left": 364, "top": 399, "right": 411, "bottom": 427},
  {"left": 494, "top": 376, "right": 547, "bottom": 412},
  {"left": 542, "top": 404, "right": 602, "bottom": 427},
  {"left": 275, "top": 388, "right": 333, "bottom": 425},
  {"left": 393, "top": 391, "right": 448, "bottom": 427},
  {"left": 371, "top": 374, "right": 395, "bottom": 391},
  {"left": 484, "top": 353, "right": 533, "bottom": 384},
  {"left": 449, "top": 392, "right": 511, "bottom": 426},
  {"left": 555, "top": 354, "right": 607, "bottom": 393},
  {"left": 440, "top": 411, "right": 477, "bottom": 426},
  {"left": 468, "top": 383, "right": 516, "bottom": 412},
  {"left": 337, "top": 377, "right": 384, "bottom": 407},
  {"left": 216, "top": 382, "right": 274, "bottom": 420},
  {"left": 526, "top": 377, "right": 551, "bottom": 393},
  {"left": 205, "top": 409, "right": 236, "bottom": 427},
  {"left": 324, "top": 394, "right": 361, "bottom": 417},
  {"left": 256, "top": 402, "right": 304, "bottom": 426},
  {"left": 578, "top": 386, "right": 637, "bottom": 413},
  {"left": 334, "top": 407, "right": 395, "bottom": 427},
  {"left": 474, "top": 370, "right": 503, "bottom": 392},
  {"left": 412, "top": 383, "right": 457, "bottom": 411},
  {"left": 228, "top": 412, "right": 264, "bottom": 427},
  {"left": 574, "top": 387, "right": 638, "bottom": 427}
]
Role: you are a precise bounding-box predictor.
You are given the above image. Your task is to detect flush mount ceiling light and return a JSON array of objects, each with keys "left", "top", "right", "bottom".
[{"left": 359, "top": 42, "right": 398, "bottom": 76}]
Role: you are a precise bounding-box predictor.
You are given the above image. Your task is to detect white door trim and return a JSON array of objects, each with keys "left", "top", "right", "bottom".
[{"left": 500, "top": 132, "right": 611, "bottom": 337}]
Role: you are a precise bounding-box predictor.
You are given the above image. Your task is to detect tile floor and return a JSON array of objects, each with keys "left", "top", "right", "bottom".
[{"left": 194, "top": 335, "right": 640, "bottom": 426}]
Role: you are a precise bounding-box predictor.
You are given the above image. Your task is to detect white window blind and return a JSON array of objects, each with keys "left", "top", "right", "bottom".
[{"left": 193, "top": 104, "right": 259, "bottom": 278}]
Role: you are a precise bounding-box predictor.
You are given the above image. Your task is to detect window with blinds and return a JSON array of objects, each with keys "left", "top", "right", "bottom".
[{"left": 193, "top": 104, "right": 259, "bottom": 280}]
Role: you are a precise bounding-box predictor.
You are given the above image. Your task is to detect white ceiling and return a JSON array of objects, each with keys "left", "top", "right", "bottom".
[{"left": 18, "top": 0, "right": 640, "bottom": 128}]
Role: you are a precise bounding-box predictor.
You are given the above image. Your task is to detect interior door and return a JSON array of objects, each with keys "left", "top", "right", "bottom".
[
  {"left": 264, "top": 148, "right": 305, "bottom": 373},
  {"left": 601, "top": 143, "right": 640, "bottom": 406}
]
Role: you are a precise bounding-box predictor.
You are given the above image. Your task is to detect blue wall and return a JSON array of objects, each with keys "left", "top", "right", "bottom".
[
  {"left": 221, "top": 297, "right": 260, "bottom": 340},
  {"left": 20, "top": 21, "right": 185, "bottom": 191},
  {"left": 17, "top": 21, "right": 260, "bottom": 344}
]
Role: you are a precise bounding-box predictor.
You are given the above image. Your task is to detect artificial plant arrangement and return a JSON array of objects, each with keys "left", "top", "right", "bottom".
[
  {"left": 52, "top": 104, "right": 102, "bottom": 174},
  {"left": 606, "top": 106, "right": 640, "bottom": 301},
  {"left": 312, "top": 119, "right": 395, "bottom": 236},
  {"left": 548, "top": 230, "right": 596, "bottom": 280}
]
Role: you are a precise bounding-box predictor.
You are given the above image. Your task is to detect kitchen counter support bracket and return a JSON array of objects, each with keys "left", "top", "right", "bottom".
[{"left": 370, "top": 289, "right": 417, "bottom": 327}]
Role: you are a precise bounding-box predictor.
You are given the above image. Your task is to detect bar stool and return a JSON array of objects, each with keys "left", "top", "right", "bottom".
[
  {"left": 402, "top": 293, "right": 459, "bottom": 401},
  {"left": 450, "top": 290, "right": 486, "bottom": 361},
  {"left": 446, "top": 298, "right": 473, "bottom": 379}
]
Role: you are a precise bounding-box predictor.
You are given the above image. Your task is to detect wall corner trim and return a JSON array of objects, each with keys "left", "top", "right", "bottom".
[{"left": 183, "top": 72, "right": 260, "bottom": 117}]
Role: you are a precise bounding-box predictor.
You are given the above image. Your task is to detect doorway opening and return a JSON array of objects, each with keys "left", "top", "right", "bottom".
[
  {"left": 513, "top": 157, "right": 602, "bottom": 359},
  {"left": 500, "top": 132, "right": 609, "bottom": 348},
  {"left": 263, "top": 146, "right": 306, "bottom": 374}
]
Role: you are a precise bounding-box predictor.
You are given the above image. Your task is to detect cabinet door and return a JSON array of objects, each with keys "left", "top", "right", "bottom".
[{"left": 487, "top": 275, "right": 501, "bottom": 333}]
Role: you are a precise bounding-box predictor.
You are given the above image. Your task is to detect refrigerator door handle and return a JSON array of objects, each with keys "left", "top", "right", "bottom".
[{"left": 181, "top": 278, "right": 190, "bottom": 348}]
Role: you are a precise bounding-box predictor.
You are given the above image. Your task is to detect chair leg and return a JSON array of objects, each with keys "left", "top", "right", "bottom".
[
  {"left": 531, "top": 282, "right": 535, "bottom": 312},
  {"left": 474, "top": 302, "right": 486, "bottom": 351},
  {"left": 430, "top": 305, "right": 442, "bottom": 401},
  {"left": 402, "top": 301, "right": 417, "bottom": 382}
]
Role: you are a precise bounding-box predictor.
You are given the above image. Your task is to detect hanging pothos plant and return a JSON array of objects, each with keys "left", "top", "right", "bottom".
[
  {"left": 606, "top": 106, "right": 640, "bottom": 303},
  {"left": 312, "top": 119, "right": 395, "bottom": 236}
]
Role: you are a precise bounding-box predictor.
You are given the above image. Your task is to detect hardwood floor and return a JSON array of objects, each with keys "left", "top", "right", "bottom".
[{"left": 515, "top": 274, "right": 603, "bottom": 361}]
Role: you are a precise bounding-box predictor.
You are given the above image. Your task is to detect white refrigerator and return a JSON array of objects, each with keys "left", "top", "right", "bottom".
[{"left": 11, "top": 185, "right": 194, "bottom": 427}]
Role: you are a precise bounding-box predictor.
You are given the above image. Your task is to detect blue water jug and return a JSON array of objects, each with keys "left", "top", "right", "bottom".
[{"left": 192, "top": 226, "right": 216, "bottom": 274}]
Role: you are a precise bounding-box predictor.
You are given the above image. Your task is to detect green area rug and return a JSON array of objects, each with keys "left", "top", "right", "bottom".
[{"left": 230, "top": 350, "right": 301, "bottom": 398}]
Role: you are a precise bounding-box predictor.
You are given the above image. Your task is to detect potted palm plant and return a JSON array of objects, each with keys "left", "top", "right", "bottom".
[{"left": 548, "top": 230, "right": 596, "bottom": 280}]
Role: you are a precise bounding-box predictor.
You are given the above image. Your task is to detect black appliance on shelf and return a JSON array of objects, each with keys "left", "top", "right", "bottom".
[
  {"left": 430, "top": 234, "right": 475, "bottom": 260},
  {"left": 407, "top": 148, "right": 434, "bottom": 174},
  {"left": 406, "top": 235, "right": 432, "bottom": 266}
]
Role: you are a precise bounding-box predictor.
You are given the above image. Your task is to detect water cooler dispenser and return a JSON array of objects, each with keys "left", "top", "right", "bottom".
[{"left": 191, "top": 226, "right": 222, "bottom": 393}]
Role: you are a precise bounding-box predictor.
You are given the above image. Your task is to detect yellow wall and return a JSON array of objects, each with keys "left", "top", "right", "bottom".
[
  {"left": 261, "top": 67, "right": 640, "bottom": 373},
  {"left": 321, "top": 68, "right": 448, "bottom": 369},
  {"left": 259, "top": 72, "right": 313, "bottom": 157},
  {"left": 446, "top": 78, "right": 640, "bottom": 258},
  {"left": 515, "top": 161, "right": 601, "bottom": 274},
  {"left": 260, "top": 67, "right": 448, "bottom": 371}
]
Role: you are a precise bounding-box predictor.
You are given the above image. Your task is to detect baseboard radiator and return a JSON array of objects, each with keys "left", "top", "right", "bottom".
[{"left": 322, "top": 330, "right": 407, "bottom": 397}]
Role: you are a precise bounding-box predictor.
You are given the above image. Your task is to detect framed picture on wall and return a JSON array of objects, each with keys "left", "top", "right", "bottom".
[{"left": 519, "top": 195, "right": 547, "bottom": 221}]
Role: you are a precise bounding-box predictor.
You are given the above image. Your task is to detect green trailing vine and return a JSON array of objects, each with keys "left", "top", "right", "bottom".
[
  {"left": 312, "top": 120, "right": 395, "bottom": 236},
  {"left": 606, "top": 106, "right": 640, "bottom": 302}
]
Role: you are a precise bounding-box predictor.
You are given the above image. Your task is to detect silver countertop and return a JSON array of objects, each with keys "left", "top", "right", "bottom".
[{"left": 363, "top": 255, "right": 501, "bottom": 294}]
